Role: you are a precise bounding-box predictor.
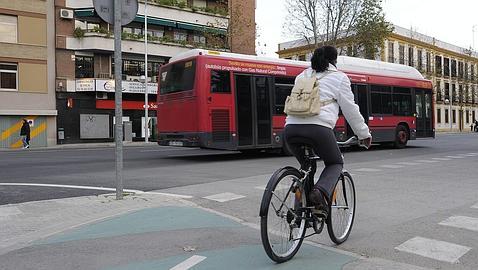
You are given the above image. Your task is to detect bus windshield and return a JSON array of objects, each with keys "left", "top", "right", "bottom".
[{"left": 160, "top": 59, "right": 196, "bottom": 94}]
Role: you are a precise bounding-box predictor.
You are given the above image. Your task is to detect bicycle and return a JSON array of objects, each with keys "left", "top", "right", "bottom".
[{"left": 259, "top": 136, "right": 364, "bottom": 263}]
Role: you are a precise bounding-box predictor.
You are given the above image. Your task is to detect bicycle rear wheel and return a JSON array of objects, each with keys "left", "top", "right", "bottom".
[
  {"left": 327, "top": 171, "right": 356, "bottom": 244},
  {"left": 260, "top": 167, "right": 307, "bottom": 263}
]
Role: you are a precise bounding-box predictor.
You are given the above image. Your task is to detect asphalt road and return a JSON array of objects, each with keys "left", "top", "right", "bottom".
[{"left": 2, "top": 133, "right": 478, "bottom": 269}]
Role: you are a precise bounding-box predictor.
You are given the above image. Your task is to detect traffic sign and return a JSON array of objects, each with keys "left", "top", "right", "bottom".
[{"left": 93, "top": 0, "right": 138, "bottom": 26}]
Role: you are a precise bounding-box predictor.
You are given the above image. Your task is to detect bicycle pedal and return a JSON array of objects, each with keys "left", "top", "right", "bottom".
[{"left": 312, "top": 208, "right": 327, "bottom": 219}]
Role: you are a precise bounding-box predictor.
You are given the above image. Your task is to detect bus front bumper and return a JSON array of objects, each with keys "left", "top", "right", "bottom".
[{"left": 158, "top": 133, "right": 202, "bottom": 147}]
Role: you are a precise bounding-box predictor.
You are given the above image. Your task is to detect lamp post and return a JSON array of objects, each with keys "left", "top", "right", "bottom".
[
  {"left": 445, "top": 98, "right": 452, "bottom": 131},
  {"left": 144, "top": 0, "right": 149, "bottom": 142}
]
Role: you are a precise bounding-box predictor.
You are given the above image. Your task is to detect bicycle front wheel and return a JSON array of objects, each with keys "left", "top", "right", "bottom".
[
  {"left": 260, "top": 167, "right": 307, "bottom": 263},
  {"left": 327, "top": 171, "right": 356, "bottom": 245}
]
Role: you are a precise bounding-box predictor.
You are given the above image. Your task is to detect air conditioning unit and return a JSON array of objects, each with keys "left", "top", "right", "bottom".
[
  {"left": 60, "top": 9, "right": 74, "bottom": 19},
  {"left": 96, "top": 92, "right": 108, "bottom": 100}
]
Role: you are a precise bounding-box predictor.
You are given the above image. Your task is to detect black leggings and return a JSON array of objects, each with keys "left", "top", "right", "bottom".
[{"left": 284, "top": 124, "right": 343, "bottom": 199}]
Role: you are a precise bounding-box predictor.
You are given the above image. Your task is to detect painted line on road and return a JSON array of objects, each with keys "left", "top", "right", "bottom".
[
  {"left": 379, "top": 165, "right": 404, "bottom": 169},
  {"left": 432, "top": 158, "right": 451, "bottom": 161},
  {"left": 445, "top": 156, "right": 465, "bottom": 159},
  {"left": 396, "top": 162, "right": 419, "bottom": 166},
  {"left": 0, "top": 183, "right": 193, "bottom": 199},
  {"left": 170, "top": 255, "right": 207, "bottom": 270},
  {"left": 355, "top": 168, "right": 382, "bottom": 172},
  {"left": 415, "top": 160, "right": 439, "bottom": 163},
  {"left": 140, "top": 148, "right": 202, "bottom": 152},
  {"left": 472, "top": 203, "right": 478, "bottom": 209},
  {"left": 439, "top": 216, "right": 478, "bottom": 232},
  {"left": 203, "top": 192, "right": 246, "bottom": 202},
  {"left": 395, "top": 236, "right": 471, "bottom": 263}
]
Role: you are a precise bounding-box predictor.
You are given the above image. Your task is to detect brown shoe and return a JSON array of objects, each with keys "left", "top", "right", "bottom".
[{"left": 309, "top": 188, "right": 328, "bottom": 214}]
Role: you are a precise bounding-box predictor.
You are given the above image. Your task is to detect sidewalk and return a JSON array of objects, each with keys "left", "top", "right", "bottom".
[
  {"left": 0, "top": 141, "right": 158, "bottom": 152},
  {"left": 0, "top": 193, "right": 432, "bottom": 270}
]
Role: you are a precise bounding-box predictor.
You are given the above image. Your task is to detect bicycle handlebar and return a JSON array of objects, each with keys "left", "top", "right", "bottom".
[{"left": 337, "top": 136, "right": 369, "bottom": 149}]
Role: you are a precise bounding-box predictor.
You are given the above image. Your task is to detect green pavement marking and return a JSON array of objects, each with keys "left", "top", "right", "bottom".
[
  {"left": 103, "top": 244, "right": 356, "bottom": 270},
  {"left": 37, "top": 206, "right": 240, "bottom": 245}
]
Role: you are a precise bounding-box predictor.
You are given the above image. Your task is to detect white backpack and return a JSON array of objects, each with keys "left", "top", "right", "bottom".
[{"left": 284, "top": 71, "right": 335, "bottom": 117}]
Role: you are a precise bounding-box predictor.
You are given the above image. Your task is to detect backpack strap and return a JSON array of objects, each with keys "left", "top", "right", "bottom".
[{"left": 315, "top": 70, "right": 336, "bottom": 106}]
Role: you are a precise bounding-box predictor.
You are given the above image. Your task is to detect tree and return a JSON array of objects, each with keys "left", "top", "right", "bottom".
[
  {"left": 283, "top": 0, "right": 392, "bottom": 58},
  {"left": 352, "top": 0, "right": 393, "bottom": 59},
  {"left": 283, "top": 0, "right": 361, "bottom": 47}
]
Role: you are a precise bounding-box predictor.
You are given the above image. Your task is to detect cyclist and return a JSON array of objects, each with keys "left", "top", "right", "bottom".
[{"left": 284, "top": 45, "right": 372, "bottom": 215}]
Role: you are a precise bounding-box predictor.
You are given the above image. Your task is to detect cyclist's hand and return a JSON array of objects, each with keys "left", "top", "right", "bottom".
[{"left": 359, "top": 137, "right": 372, "bottom": 149}]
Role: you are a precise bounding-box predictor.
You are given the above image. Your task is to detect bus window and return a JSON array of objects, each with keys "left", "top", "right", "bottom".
[
  {"left": 392, "top": 87, "right": 413, "bottom": 116},
  {"left": 211, "top": 70, "right": 231, "bottom": 93},
  {"left": 371, "top": 85, "right": 392, "bottom": 115},
  {"left": 160, "top": 60, "right": 196, "bottom": 94},
  {"left": 274, "top": 77, "right": 295, "bottom": 115}
]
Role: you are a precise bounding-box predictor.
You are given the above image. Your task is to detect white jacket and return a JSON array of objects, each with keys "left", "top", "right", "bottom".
[{"left": 285, "top": 64, "right": 371, "bottom": 140}]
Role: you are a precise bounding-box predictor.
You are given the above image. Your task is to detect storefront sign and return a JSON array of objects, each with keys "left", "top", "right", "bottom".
[
  {"left": 75, "top": 79, "right": 158, "bottom": 94},
  {"left": 76, "top": 79, "right": 95, "bottom": 92}
]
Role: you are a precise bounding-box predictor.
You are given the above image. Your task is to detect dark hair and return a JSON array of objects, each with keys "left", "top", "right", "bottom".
[{"left": 311, "top": 46, "right": 338, "bottom": 72}]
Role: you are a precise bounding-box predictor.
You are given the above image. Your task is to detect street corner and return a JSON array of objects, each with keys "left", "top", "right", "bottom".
[{"left": 0, "top": 205, "right": 358, "bottom": 270}]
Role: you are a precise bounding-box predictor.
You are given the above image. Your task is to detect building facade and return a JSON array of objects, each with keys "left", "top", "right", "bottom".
[
  {"left": 55, "top": 0, "right": 255, "bottom": 144},
  {"left": 278, "top": 25, "right": 478, "bottom": 132},
  {"left": 0, "top": 0, "right": 57, "bottom": 149}
]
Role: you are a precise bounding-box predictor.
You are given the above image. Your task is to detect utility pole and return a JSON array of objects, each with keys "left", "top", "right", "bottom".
[
  {"left": 114, "top": 0, "right": 123, "bottom": 200},
  {"left": 144, "top": 0, "right": 149, "bottom": 143}
]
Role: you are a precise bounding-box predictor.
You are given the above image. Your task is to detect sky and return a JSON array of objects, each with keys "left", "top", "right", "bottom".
[{"left": 255, "top": 0, "right": 478, "bottom": 57}]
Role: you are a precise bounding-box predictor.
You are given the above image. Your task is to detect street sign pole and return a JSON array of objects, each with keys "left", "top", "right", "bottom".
[{"left": 114, "top": 0, "right": 123, "bottom": 200}]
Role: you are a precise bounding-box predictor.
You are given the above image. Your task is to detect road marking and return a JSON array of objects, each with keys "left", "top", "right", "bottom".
[
  {"left": 0, "top": 183, "right": 193, "bottom": 199},
  {"left": 446, "top": 156, "right": 465, "bottom": 159},
  {"left": 463, "top": 154, "right": 477, "bottom": 157},
  {"left": 379, "top": 165, "right": 404, "bottom": 169},
  {"left": 472, "top": 203, "right": 478, "bottom": 209},
  {"left": 355, "top": 168, "right": 382, "bottom": 172},
  {"left": 395, "top": 236, "right": 471, "bottom": 263},
  {"left": 140, "top": 148, "right": 202, "bottom": 152},
  {"left": 396, "top": 162, "right": 419, "bottom": 166},
  {"left": 254, "top": 183, "right": 291, "bottom": 191},
  {"left": 415, "top": 160, "right": 439, "bottom": 163},
  {"left": 203, "top": 192, "right": 246, "bottom": 202},
  {"left": 439, "top": 216, "right": 478, "bottom": 232},
  {"left": 432, "top": 158, "right": 451, "bottom": 161},
  {"left": 467, "top": 153, "right": 478, "bottom": 155},
  {"left": 170, "top": 255, "right": 207, "bottom": 270}
]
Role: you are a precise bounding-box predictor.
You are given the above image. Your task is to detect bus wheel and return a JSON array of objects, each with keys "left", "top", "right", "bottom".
[{"left": 394, "top": 125, "right": 408, "bottom": 149}]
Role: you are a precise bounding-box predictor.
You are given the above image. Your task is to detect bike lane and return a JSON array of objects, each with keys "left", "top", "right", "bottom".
[{"left": 0, "top": 206, "right": 357, "bottom": 270}]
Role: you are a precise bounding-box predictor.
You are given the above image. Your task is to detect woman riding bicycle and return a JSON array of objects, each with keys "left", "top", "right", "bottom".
[{"left": 284, "top": 45, "right": 372, "bottom": 215}]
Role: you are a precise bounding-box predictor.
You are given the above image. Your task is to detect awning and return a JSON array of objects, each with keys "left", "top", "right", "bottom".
[
  {"left": 177, "top": 22, "right": 227, "bottom": 35},
  {"left": 134, "top": 16, "right": 176, "bottom": 28},
  {"left": 74, "top": 9, "right": 95, "bottom": 17}
]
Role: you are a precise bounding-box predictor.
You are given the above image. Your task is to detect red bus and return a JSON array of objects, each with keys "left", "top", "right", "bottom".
[{"left": 157, "top": 49, "right": 434, "bottom": 151}]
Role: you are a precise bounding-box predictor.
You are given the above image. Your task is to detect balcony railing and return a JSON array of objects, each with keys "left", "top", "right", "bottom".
[{"left": 143, "top": 0, "right": 229, "bottom": 17}]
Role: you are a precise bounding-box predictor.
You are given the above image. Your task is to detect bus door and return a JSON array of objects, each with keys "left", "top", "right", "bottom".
[
  {"left": 415, "top": 88, "right": 433, "bottom": 137},
  {"left": 346, "top": 84, "right": 369, "bottom": 138},
  {"left": 234, "top": 74, "right": 272, "bottom": 148}
]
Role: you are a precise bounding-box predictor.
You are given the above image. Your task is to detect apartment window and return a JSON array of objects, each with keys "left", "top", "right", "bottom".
[
  {"left": 471, "top": 65, "right": 475, "bottom": 81},
  {"left": 445, "top": 109, "right": 449, "bottom": 123},
  {"left": 452, "top": 84, "right": 456, "bottom": 102},
  {"left": 465, "top": 85, "right": 469, "bottom": 103},
  {"left": 451, "top": 59, "right": 456, "bottom": 78},
  {"left": 388, "top": 41, "right": 394, "bottom": 63},
  {"left": 437, "top": 108, "right": 441, "bottom": 123},
  {"left": 426, "top": 52, "right": 431, "bottom": 73},
  {"left": 408, "top": 47, "right": 414, "bottom": 67},
  {"left": 444, "top": 83, "right": 450, "bottom": 101},
  {"left": 147, "top": 27, "right": 165, "bottom": 38},
  {"left": 210, "top": 70, "right": 230, "bottom": 93},
  {"left": 75, "top": 56, "right": 94, "bottom": 78},
  {"left": 458, "top": 62, "right": 464, "bottom": 79},
  {"left": 435, "top": 55, "right": 442, "bottom": 75},
  {"left": 452, "top": 109, "right": 456, "bottom": 123},
  {"left": 298, "top": 55, "right": 306, "bottom": 61},
  {"left": 465, "top": 63, "right": 468, "bottom": 80},
  {"left": 466, "top": 110, "right": 469, "bottom": 123},
  {"left": 173, "top": 30, "right": 187, "bottom": 41},
  {"left": 436, "top": 81, "right": 442, "bottom": 101},
  {"left": 473, "top": 86, "right": 477, "bottom": 104},
  {"left": 399, "top": 45, "right": 405, "bottom": 64},
  {"left": 444, "top": 58, "right": 450, "bottom": 77},
  {"left": 417, "top": 50, "right": 423, "bottom": 70},
  {"left": 0, "top": 15, "right": 17, "bottom": 43},
  {"left": 459, "top": 85, "right": 463, "bottom": 103},
  {"left": 193, "top": 34, "right": 206, "bottom": 44},
  {"left": 0, "top": 63, "right": 17, "bottom": 91}
]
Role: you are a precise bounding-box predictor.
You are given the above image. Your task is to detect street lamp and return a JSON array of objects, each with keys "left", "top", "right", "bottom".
[{"left": 445, "top": 98, "right": 452, "bottom": 131}]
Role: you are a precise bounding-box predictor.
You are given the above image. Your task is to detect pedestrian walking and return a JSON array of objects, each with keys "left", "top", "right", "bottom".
[
  {"left": 20, "top": 119, "right": 30, "bottom": 149},
  {"left": 475, "top": 120, "right": 478, "bottom": 132}
]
